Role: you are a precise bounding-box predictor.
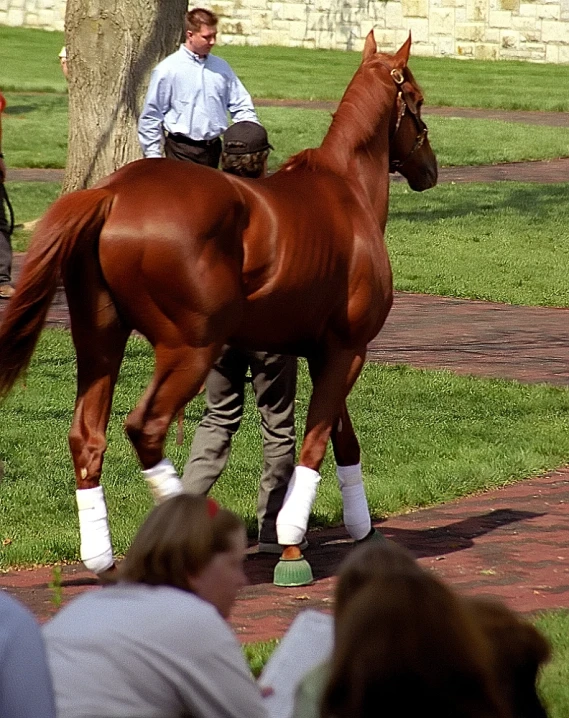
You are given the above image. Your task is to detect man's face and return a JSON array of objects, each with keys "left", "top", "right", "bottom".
[{"left": 186, "top": 23, "right": 217, "bottom": 57}]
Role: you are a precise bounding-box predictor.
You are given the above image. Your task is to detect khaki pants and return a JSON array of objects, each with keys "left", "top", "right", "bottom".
[{"left": 182, "top": 346, "right": 297, "bottom": 544}]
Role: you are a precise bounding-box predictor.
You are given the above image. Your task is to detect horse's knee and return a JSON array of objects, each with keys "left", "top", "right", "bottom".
[
  {"left": 126, "top": 414, "right": 170, "bottom": 469},
  {"left": 124, "top": 407, "right": 144, "bottom": 445},
  {"left": 332, "top": 416, "right": 361, "bottom": 466},
  {"left": 68, "top": 427, "right": 106, "bottom": 489}
]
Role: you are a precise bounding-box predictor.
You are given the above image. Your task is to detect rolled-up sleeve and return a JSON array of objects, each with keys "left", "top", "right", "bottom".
[
  {"left": 138, "top": 69, "right": 171, "bottom": 158},
  {"left": 227, "top": 72, "right": 259, "bottom": 125}
]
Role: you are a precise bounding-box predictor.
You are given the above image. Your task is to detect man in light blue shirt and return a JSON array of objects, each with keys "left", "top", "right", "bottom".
[{"left": 138, "top": 7, "right": 260, "bottom": 168}]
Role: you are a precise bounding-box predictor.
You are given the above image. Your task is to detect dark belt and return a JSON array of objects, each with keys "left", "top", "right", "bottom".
[{"left": 166, "top": 132, "right": 220, "bottom": 147}]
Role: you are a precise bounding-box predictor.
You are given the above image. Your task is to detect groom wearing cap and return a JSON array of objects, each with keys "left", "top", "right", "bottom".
[{"left": 182, "top": 121, "right": 300, "bottom": 555}]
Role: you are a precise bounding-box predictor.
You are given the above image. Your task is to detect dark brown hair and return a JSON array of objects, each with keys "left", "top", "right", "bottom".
[
  {"left": 119, "top": 494, "right": 243, "bottom": 592},
  {"left": 185, "top": 8, "right": 218, "bottom": 34},
  {"left": 322, "top": 567, "right": 506, "bottom": 718},
  {"left": 468, "top": 598, "right": 550, "bottom": 718},
  {"left": 334, "top": 539, "right": 422, "bottom": 620}
]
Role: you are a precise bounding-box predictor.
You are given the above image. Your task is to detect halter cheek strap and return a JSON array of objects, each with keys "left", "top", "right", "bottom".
[{"left": 387, "top": 67, "right": 429, "bottom": 173}]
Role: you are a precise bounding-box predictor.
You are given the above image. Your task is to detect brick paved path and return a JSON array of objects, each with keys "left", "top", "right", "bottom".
[{"left": 2, "top": 106, "right": 569, "bottom": 639}]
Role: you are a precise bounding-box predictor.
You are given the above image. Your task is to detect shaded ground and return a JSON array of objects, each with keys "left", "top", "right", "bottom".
[{"left": 2, "top": 105, "right": 569, "bottom": 639}]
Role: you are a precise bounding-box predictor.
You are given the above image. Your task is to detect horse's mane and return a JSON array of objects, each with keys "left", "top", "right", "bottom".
[
  {"left": 279, "top": 51, "right": 417, "bottom": 175},
  {"left": 280, "top": 148, "right": 322, "bottom": 172}
]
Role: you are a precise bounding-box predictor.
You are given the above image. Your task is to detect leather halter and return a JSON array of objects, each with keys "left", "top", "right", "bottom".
[{"left": 386, "top": 67, "right": 429, "bottom": 173}]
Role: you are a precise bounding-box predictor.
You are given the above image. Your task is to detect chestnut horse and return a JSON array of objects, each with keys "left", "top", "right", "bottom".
[{"left": 0, "top": 32, "right": 437, "bottom": 581}]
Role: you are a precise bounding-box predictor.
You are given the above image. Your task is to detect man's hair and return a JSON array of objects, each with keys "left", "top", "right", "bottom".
[
  {"left": 119, "top": 494, "right": 243, "bottom": 592},
  {"left": 221, "top": 150, "right": 269, "bottom": 179},
  {"left": 185, "top": 7, "right": 218, "bottom": 34}
]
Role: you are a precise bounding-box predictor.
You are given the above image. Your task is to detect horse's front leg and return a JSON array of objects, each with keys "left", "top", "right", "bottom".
[
  {"left": 331, "top": 402, "right": 377, "bottom": 542},
  {"left": 276, "top": 346, "right": 367, "bottom": 552},
  {"left": 125, "top": 343, "right": 222, "bottom": 502}
]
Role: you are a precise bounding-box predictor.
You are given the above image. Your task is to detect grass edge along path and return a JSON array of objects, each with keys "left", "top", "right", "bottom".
[{"left": 3, "top": 330, "right": 569, "bottom": 567}]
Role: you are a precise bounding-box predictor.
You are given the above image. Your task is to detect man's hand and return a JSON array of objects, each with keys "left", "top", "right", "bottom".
[{"left": 0, "top": 157, "right": 5, "bottom": 183}]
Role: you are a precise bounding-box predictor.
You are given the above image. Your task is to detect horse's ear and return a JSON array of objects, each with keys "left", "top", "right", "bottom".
[
  {"left": 362, "top": 30, "right": 377, "bottom": 61},
  {"left": 395, "top": 33, "right": 412, "bottom": 66}
]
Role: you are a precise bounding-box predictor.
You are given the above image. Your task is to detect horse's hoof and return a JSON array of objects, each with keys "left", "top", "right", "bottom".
[
  {"left": 273, "top": 548, "right": 313, "bottom": 587},
  {"left": 97, "top": 564, "right": 119, "bottom": 585},
  {"left": 356, "top": 527, "right": 386, "bottom": 545}
]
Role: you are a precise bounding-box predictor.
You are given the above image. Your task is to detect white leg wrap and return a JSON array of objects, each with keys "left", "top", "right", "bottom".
[
  {"left": 337, "top": 463, "right": 372, "bottom": 541},
  {"left": 142, "top": 458, "right": 184, "bottom": 504},
  {"left": 276, "top": 466, "right": 321, "bottom": 545},
  {"left": 76, "top": 487, "right": 114, "bottom": 574}
]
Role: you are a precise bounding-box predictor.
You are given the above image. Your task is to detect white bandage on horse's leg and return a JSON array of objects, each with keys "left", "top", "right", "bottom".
[
  {"left": 142, "top": 458, "right": 183, "bottom": 504},
  {"left": 276, "top": 466, "right": 321, "bottom": 546},
  {"left": 337, "top": 463, "right": 372, "bottom": 541},
  {"left": 76, "top": 486, "right": 114, "bottom": 574}
]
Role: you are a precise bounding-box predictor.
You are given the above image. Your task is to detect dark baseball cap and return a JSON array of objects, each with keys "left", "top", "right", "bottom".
[{"left": 223, "top": 121, "right": 273, "bottom": 154}]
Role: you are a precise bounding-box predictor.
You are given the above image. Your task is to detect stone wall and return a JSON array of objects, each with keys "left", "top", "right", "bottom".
[
  {"left": 1, "top": 0, "right": 568, "bottom": 62},
  {"left": 0, "top": 0, "right": 65, "bottom": 32}
]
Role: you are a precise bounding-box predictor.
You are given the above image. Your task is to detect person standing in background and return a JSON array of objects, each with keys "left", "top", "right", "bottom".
[
  {"left": 138, "top": 7, "right": 260, "bottom": 168},
  {"left": 58, "top": 46, "right": 68, "bottom": 79},
  {"left": 0, "top": 90, "right": 14, "bottom": 299}
]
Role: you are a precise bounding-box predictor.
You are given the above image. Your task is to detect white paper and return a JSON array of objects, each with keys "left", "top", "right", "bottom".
[{"left": 259, "top": 609, "right": 334, "bottom": 718}]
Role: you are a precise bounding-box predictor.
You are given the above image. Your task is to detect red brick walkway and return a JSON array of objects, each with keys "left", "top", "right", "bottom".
[
  {"left": 2, "top": 109, "right": 569, "bottom": 639},
  {"left": 3, "top": 467, "right": 569, "bottom": 639}
]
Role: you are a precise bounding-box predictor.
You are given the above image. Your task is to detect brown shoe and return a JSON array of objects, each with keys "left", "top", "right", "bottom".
[{"left": 0, "top": 284, "right": 15, "bottom": 299}]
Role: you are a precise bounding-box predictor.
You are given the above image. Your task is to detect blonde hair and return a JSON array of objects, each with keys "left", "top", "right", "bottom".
[
  {"left": 119, "top": 494, "right": 243, "bottom": 592},
  {"left": 221, "top": 149, "right": 269, "bottom": 178}
]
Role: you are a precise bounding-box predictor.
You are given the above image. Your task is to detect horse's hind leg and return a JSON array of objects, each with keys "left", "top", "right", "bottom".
[
  {"left": 276, "top": 346, "right": 369, "bottom": 547},
  {"left": 68, "top": 310, "right": 130, "bottom": 575},
  {"left": 331, "top": 403, "right": 376, "bottom": 541},
  {"left": 125, "top": 342, "right": 222, "bottom": 502}
]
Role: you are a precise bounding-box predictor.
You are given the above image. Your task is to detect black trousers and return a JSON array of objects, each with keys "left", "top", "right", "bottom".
[
  {"left": 0, "top": 184, "right": 12, "bottom": 285},
  {"left": 164, "top": 134, "right": 222, "bottom": 168}
]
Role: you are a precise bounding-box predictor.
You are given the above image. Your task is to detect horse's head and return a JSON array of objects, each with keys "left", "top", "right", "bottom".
[{"left": 363, "top": 33, "right": 438, "bottom": 192}]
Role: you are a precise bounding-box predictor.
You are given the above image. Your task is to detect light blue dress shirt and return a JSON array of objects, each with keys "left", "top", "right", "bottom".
[{"left": 138, "top": 44, "right": 259, "bottom": 158}]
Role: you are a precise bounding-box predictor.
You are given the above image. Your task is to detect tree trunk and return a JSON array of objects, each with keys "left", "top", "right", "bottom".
[{"left": 63, "top": 0, "right": 187, "bottom": 192}]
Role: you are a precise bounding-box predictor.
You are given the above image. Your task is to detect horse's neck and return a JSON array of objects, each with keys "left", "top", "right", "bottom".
[{"left": 319, "top": 75, "right": 394, "bottom": 213}]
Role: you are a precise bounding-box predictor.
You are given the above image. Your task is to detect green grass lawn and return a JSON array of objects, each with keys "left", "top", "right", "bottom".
[
  {"left": 3, "top": 330, "right": 569, "bottom": 568},
  {"left": 387, "top": 182, "right": 569, "bottom": 307},
  {"left": 4, "top": 93, "right": 567, "bottom": 171},
  {"left": 534, "top": 610, "right": 569, "bottom": 718},
  {"left": 2, "top": 25, "right": 569, "bottom": 111}
]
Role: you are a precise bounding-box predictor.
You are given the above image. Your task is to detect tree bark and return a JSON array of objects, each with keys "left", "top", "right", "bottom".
[{"left": 63, "top": 0, "right": 187, "bottom": 192}]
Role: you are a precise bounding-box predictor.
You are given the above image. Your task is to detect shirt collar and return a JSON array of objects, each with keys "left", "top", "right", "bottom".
[{"left": 180, "top": 44, "right": 207, "bottom": 64}]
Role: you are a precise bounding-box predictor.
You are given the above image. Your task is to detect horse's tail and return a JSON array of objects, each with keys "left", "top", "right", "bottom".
[{"left": 0, "top": 188, "right": 113, "bottom": 398}]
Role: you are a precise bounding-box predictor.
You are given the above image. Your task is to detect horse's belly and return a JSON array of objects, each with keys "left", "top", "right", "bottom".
[{"left": 232, "top": 299, "right": 330, "bottom": 355}]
